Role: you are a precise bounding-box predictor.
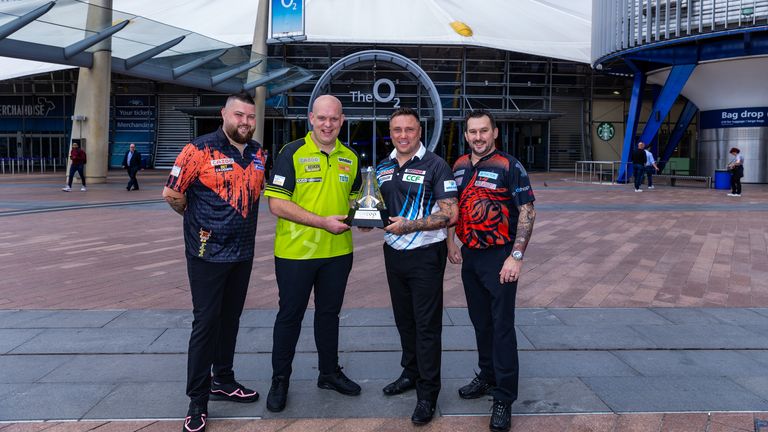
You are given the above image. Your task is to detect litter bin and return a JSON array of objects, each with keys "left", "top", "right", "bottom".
[{"left": 714, "top": 169, "right": 730, "bottom": 190}]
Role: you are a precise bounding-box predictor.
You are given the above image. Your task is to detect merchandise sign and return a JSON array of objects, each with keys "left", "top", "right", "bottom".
[
  {"left": 700, "top": 107, "right": 768, "bottom": 129},
  {"left": 270, "top": 0, "right": 305, "bottom": 42},
  {"left": 110, "top": 95, "right": 156, "bottom": 167}
]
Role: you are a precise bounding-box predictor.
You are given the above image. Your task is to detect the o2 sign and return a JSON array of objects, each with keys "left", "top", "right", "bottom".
[
  {"left": 349, "top": 78, "right": 401, "bottom": 108},
  {"left": 309, "top": 50, "right": 443, "bottom": 152},
  {"left": 281, "top": 0, "right": 297, "bottom": 10}
]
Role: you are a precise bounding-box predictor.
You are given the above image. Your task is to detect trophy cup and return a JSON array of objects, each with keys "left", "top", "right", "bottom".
[{"left": 345, "top": 166, "right": 390, "bottom": 227}]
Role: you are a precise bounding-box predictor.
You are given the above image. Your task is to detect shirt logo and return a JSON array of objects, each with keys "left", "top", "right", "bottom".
[
  {"left": 297, "top": 177, "right": 322, "bottom": 183},
  {"left": 378, "top": 168, "right": 395, "bottom": 177},
  {"left": 253, "top": 158, "right": 265, "bottom": 170},
  {"left": 455, "top": 176, "right": 463, "bottom": 186},
  {"left": 210, "top": 158, "right": 235, "bottom": 166},
  {"left": 453, "top": 169, "right": 465, "bottom": 177},
  {"left": 339, "top": 174, "right": 349, "bottom": 183},
  {"left": 478, "top": 170, "right": 498, "bottom": 180},
  {"left": 444, "top": 180, "right": 457, "bottom": 192},
  {"left": 170, "top": 166, "right": 181, "bottom": 177},
  {"left": 338, "top": 157, "right": 353, "bottom": 165},
  {"left": 403, "top": 174, "right": 424, "bottom": 184},
  {"left": 304, "top": 163, "right": 321, "bottom": 172},
  {"left": 378, "top": 174, "right": 393, "bottom": 184},
  {"left": 475, "top": 180, "right": 497, "bottom": 190},
  {"left": 515, "top": 162, "right": 529, "bottom": 177},
  {"left": 405, "top": 168, "right": 426, "bottom": 175},
  {"left": 273, "top": 175, "right": 286, "bottom": 186},
  {"left": 338, "top": 164, "right": 351, "bottom": 172},
  {"left": 299, "top": 157, "right": 320, "bottom": 163},
  {"left": 214, "top": 165, "right": 233, "bottom": 173}
]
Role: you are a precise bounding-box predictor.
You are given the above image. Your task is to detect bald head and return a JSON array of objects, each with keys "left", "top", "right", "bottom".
[{"left": 309, "top": 95, "right": 345, "bottom": 149}]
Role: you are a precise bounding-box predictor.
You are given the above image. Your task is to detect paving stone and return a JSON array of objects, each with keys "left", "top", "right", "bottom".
[
  {"left": 549, "top": 308, "right": 671, "bottom": 326},
  {"left": 583, "top": 376, "right": 768, "bottom": 412},
  {"left": 83, "top": 382, "right": 190, "bottom": 419},
  {"left": 10, "top": 329, "right": 165, "bottom": 354},
  {"left": 104, "top": 310, "right": 193, "bottom": 329},
  {"left": 519, "top": 325, "right": 656, "bottom": 350},
  {"left": 0, "top": 354, "right": 74, "bottom": 383},
  {"left": 0, "top": 329, "right": 43, "bottom": 354},
  {"left": 516, "top": 308, "right": 564, "bottom": 326},
  {"left": 142, "top": 328, "right": 190, "bottom": 353},
  {"left": 338, "top": 308, "right": 397, "bottom": 327},
  {"left": 0, "top": 383, "right": 114, "bottom": 421},
  {"left": 612, "top": 350, "right": 768, "bottom": 377},
  {"left": 631, "top": 324, "right": 768, "bottom": 349},
  {"left": 338, "top": 327, "right": 403, "bottom": 352},
  {"left": 519, "top": 351, "right": 639, "bottom": 378},
  {"left": 0, "top": 310, "right": 124, "bottom": 328},
  {"left": 438, "top": 378, "right": 610, "bottom": 415},
  {"left": 648, "top": 308, "right": 725, "bottom": 324},
  {"left": 39, "top": 354, "right": 186, "bottom": 383},
  {"left": 701, "top": 309, "right": 768, "bottom": 325}
]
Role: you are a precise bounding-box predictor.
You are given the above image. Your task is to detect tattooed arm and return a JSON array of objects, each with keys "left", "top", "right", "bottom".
[
  {"left": 499, "top": 202, "right": 536, "bottom": 284},
  {"left": 384, "top": 197, "right": 458, "bottom": 236},
  {"left": 162, "top": 186, "right": 187, "bottom": 216}
]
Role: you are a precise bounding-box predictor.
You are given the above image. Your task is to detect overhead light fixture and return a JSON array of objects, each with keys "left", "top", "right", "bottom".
[
  {"left": 612, "top": 90, "right": 621, "bottom": 95},
  {"left": 450, "top": 21, "right": 473, "bottom": 37}
]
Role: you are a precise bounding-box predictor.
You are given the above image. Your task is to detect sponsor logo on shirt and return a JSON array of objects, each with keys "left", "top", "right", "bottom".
[
  {"left": 339, "top": 174, "right": 349, "bottom": 183},
  {"left": 405, "top": 168, "right": 426, "bottom": 175},
  {"left": 338, "top": 157, "right": 353, "bottom": 165},
  {"left": 198, "top": 228, "right": 211, "bottom": 257},
  {"left": 403, "top": 174, "right": 425, "bottom": 184},
  {"left": 304, "top": 163, "right": 321, "bottom": 173},
  {"left": 454, "top": 169, "right": 465, "bottom": 177},
  {"left": 478, "top": 170, "right": 498, "bottom": 180},
  {"left": 515, "top": 162, "right": 529, "bottom": 177},
  {"left": 273, "top": 175, "right": 286, "bottom": 186},
  {"left": 253, "top": 158, "right": 264, "bottom": 170},
  {"left": 444, "top": 179, "right": 458, "bottom": 192},
  {"left": 170, "top": 166, "right": 181, "bottom": 177},
  {"left": 297, "top": 177, "right": 323, "bottom": 183},
  {"left": 299, "top": 157, "right": 320, "bottom": 163},
  {"left": 378, "top": 168, "right": 395, "bottom": 177},
  {"left": 475, "top": 180, "right": 497, "bottom": 189},
  {"left": 214, "top": 165, "right": 234, "bottom": 173},
  {"left": 455, "top": 176, "right": 463, "bottom": 186},
  {"left": 210, "top": 158, "right": 235, "bottom": 166},
  {"left": 378, "top": 174, "right": 393, "bottom": 184},
  {"left": 515, "top": 186, "right": 530, "bottom": 193},
  {"left": 338, "top": 163, "right": 351, "bottom": 172}
]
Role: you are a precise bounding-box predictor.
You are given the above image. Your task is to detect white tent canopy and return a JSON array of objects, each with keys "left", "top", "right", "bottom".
[{"left": 0, "top": 0, "right": 591, "bottom": 81}]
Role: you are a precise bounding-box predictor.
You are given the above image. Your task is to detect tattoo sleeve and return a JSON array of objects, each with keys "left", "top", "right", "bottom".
[
  {"left": 512, "top": 202, "right": 535, "bottom": 253},
  {"left": 164, "top": 195, "right": 187, "bottom": 216},
  {"left": 399, "top": 197, "right": 458, "bottom": 234}
]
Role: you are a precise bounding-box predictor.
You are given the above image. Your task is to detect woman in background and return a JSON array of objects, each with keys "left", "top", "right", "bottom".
[{"left": 727, "top": 147, "right": 743, "bottom": 197}]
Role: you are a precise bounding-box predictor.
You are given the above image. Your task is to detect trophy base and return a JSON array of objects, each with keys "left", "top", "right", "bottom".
[{"left": 345, "top": 207, "right": 390, "bottom": 228}]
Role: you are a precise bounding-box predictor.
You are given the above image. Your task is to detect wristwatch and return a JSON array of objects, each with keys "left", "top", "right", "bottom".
[{"left": 511, "top": 250, "right": 523, "bottom": 261}]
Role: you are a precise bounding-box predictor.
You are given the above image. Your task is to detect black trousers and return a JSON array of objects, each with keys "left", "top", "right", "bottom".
[
  {"left": 383, "top": 242, "right": 446, "bottom": 402},
  {"left": 731, "top": 173, "right": 742, "bottom": 194},
  {"left": 68, "top": 164, "right": 85, "bottom": 187},
  {"left": 272, "top": 253, "right": 353, "bottom": 378},
  {"left": 461, "top": 244, "right": 519, "bottom": 402},
  {"left": 126, "top": 167, "right": 140, "bottom": 190},
  {"left": 186, "top": 254, "right": 253, "bottom": 407}
]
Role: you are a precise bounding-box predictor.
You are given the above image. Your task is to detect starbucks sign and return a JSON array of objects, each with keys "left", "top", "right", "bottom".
[{"left": 597, "top": 122, "right": 615, "bottom": 141}]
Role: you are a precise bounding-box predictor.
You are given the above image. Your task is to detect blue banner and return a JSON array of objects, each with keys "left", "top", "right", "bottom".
[
  {"left": 110, "top": 95, "right": 156, "bottom": 168},
  {"left": 270, "top": 0, "right": 304, "bottom": 41},
  {"left": 700, "top": 107, "right": 768, "bottom": 129}
]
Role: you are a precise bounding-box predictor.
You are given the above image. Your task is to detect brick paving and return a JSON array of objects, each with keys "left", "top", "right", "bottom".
[{"left": 1, "top": 170, "right": 766, "bottom": 309}]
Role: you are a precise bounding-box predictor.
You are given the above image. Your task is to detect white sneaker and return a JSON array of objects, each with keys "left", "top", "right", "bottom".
[
  {"left": 727, "top": 193, "right": 736, "bottom": 197},
  {"left": 62, "top": 186, "right": 71, "bottom": 192},
  {"left": 80, "top": 187, "right": 87, "bottom": 191},
  {"left": 648, "top": 186, "right": 655, "bottom": 189},
  {"left": 634, "top": 189, "right": 642, "bottom": 192},
  {"left": 734, "top": 194, "right": 741, "bottom": 197}
]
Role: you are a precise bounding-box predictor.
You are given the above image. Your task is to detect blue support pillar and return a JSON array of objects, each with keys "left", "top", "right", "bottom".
[
  {"left": 658, "top": 100, "right": 697, "bottom": 172},
  {"left": 618, "top": 71, "right": 645, "bottom": 183},
  {"left": 647, "top": 85, "right": 662, "bottom": 154},
  {"left": 637, "top": 64, "right": 696, "bottom": 149}
]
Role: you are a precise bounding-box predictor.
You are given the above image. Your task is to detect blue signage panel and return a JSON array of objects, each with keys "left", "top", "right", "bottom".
[
  {"left": 700, "top": 107, "right": 768, "bottom": 129},
  {"left": 110, "top": 95, "right": 156, "bottom": 168},
  {"left": 270, "top": 0, "right": 305, "bottom": 41}
]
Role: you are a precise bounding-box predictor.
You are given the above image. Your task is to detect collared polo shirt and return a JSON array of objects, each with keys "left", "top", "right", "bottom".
[
  {"left": 166, "top": 127, "right": 266, "bottom": 262},
  {"left": 376, "top": 144, "right": 457, "bottom": 250},
  {"left": 265, "top": 132, "right": 361, "bottom": 260},
  {"left": 453, "top": 150, "right": 535, "bottom": 249}
]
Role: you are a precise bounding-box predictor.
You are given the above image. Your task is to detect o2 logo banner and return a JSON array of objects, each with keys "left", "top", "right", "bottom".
[{"left": 271, "top": 0, "right": 304, "bottom": 40}]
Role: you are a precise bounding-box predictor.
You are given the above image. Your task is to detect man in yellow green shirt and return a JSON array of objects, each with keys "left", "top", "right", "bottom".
[{"left": 263, "top": 95, "right": 362, "bottom": 412}]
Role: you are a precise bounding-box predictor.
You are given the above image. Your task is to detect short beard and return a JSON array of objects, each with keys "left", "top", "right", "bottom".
[{"left": 225, "top": 123, "right": 254, "bottom": 144}]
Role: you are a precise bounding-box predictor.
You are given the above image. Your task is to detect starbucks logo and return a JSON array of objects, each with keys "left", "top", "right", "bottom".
[{"left": 597, "top": 122, "right": 615, "bottom": 141}]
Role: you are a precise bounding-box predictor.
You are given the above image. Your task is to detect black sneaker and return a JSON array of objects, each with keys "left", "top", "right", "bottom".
[
  {"left": 210, "top": 380, "right": 259, "bottom": 403},
  {"left": 317, "top": 365, "right": 361, "bottom": 396},
  {"left": 458, "top": 374, "right": 495, "bottom": 399},
  {"left": 183, "top": 405, "right": 207, "bottom": 432},
  {"left": 489, "top": 399, "right": 512, "bottom": 432},
  {"left": 411, "top": 399, "right": 436, "bottom": 425},
  {"left": 266, "top": 375, "right": 289, "bottom": 412}
]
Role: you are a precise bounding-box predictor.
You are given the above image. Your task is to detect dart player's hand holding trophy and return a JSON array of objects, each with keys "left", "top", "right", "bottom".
[{"left": 345, "top": 166, "right": 389, "bottom": 228}]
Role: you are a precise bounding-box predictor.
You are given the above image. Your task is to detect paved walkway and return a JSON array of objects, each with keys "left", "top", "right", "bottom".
[{"left": 2, "top": 171, "right": 768, "bottom": 431}]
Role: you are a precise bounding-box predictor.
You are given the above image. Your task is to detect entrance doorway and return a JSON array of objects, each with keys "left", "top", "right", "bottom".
[{"left": 499, "top": 122, "right": 547, "bottom": 171}]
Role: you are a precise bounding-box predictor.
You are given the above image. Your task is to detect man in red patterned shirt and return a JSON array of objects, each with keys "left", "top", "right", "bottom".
[
  {"left": 162, "top": 92, "right": 266, "bottom": 432},
  {"left": 446, "top": 110, "right": 536, "bottom": 432}
]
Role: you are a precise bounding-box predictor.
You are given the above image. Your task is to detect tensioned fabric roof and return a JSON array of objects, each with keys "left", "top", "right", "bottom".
[{"left": 0, "top": 0, "right": 592, "bottom": 83}]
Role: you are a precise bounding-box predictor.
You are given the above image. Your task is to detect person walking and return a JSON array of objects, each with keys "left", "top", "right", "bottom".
[
  {"left": 643, "top": 143, "right": 659, "bottom": 189},
  {"left": 122, "top": 143, "right": 142, "bottom": 191},
  {"left": 631, "top": 141, "right": 647, "bottom": 192},
  {"left": 62, "top": 141, "right": 87, "bottom": 192}
]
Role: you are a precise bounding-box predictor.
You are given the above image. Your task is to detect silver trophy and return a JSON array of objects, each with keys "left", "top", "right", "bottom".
[{"left": 345, "top": 166, "right": 390, "bottom": 227}]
